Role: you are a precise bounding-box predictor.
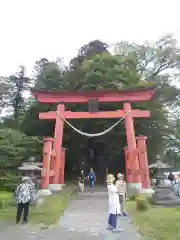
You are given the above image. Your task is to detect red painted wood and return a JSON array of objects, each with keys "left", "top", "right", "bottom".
[
  {"left": 59, "top": 147, "right": 65, "bottom": 184},
  {"left": 41, "top": 138, "right": 53, "bottom": 189},
  {"left": 39, "top": 109, "right": 150, "bottom": 120},
  {"left": 136, "top": 136, "right": 150, "bottom": 188},
  {"left": 36, "top": 88, "right": 155, "bottom": 189},
  {"left": 123, "top": 103, "right": 141, "bottom": 185},
  {"left": 51, "top": 104, "right": 65, "bottom": 184},
  {"left": 124, "top": 147, "right": 132, "bottom": 183},
  {"left": 41, "top": 170, "right": 54, "bottom": 177},
  {"left": 32, "top": 88, "right": 156, "bottom": 103}
]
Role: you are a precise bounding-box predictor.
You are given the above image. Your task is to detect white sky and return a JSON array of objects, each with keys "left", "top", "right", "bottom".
[{"left": 0, "top": 0, "right": 180, "bottom": 77}]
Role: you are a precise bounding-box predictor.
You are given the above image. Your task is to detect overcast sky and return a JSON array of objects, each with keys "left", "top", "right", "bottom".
[{"left": 0, "top": 0, "right": 180, "bottom": 77}]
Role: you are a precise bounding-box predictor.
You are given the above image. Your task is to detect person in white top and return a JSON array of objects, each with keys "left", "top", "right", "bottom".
[{"left": 106, "top": 174, "right": 123, "bottom": 232}]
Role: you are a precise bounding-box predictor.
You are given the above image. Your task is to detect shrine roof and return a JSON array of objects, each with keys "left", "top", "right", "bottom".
[{"left": 31, "top": 86, "right": 156, "bottom": 103}]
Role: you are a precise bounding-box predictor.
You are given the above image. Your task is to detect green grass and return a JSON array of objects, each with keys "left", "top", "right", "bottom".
[
  {"left": 0, "top": 185, "right": 77, "bottom": 226},
  {"left": 127, "top": 201, "right": 180, "bottom": 240},
  {"left": 0, "top": 191, "right": 13, "bottom": 200}
]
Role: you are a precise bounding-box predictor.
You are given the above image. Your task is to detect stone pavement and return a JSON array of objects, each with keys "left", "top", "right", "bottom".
[
  {"left": 0, "top": 186, "right": 141, "bottom": 240},
  {"left": 154, "top": 185, "right": 180, "bottom": 206}
]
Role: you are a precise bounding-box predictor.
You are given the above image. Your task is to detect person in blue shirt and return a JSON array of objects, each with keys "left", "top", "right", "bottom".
[{"left": 88, "top": 168, "right": 96, "bottom": 192}]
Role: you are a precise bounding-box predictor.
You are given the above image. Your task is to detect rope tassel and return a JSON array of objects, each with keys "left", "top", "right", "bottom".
[{"left": 57, "top": 110, "right": 131, "bottom": 138}]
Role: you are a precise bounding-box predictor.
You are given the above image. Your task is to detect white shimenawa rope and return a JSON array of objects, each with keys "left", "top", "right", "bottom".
[{"left": 57, "top": 110, "right": 131, "bottom": 138}]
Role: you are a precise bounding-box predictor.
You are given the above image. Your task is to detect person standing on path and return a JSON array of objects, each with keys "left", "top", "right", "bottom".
[
  {"left": 116, "top": 173, "right": 128, "bottom": 216},
  {"left": 88, "top": 168, "right": 96, "bottom": 192},
  {"left": 14, "top": 176, "right": 35, "bottom": 224},
  {"left": 168, "top": 172, "right": 175, "bottom": 187},
  {"left": 78, "top": 169, "right": 85, "bottom": 192},
  {"left": 106, "top": 174, "right": 123, "bottom": 233}
]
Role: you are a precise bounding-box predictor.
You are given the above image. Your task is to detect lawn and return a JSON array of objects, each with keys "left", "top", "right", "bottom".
[
  {"left": 0, "top": 184, "right": 77, "bottom": 226},
  {"left": 127, "top": 201, "right": 180, "bottom": 240}
]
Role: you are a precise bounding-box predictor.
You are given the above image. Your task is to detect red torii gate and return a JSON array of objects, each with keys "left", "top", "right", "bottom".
[{"left": 31, "top": 87, "right": 155, "bottom": 191}]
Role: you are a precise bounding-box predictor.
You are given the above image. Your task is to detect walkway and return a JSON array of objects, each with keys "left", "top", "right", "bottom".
[{"left": 0, "top": 186, "right": 141, "bottom": 240}]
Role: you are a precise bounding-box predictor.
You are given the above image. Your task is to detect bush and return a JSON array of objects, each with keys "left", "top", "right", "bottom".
[
  {"left": 0, "top": 172, "right": 20, "bottom": 192},
  {"left": 129, "top": 195, "right": 136, "bottom": 201},
  {"left": 136, "top": 195, "right": 150, "bottom": 211},
  {"left": 0, "top": 191, "right": 13, "bottom": 210},
  {"left": 147, "top": 196, "right": 155, "bottom": 205}
]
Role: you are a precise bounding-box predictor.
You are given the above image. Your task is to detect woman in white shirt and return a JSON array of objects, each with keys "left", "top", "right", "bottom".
[{"left": 106, "top": 174, "right": 123, "bottom": 232}]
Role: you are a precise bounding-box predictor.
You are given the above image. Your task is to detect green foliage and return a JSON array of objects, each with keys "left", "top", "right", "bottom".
[
  {"left": 0, "top": 172, "right": 21, "bottom": 192},
  {"left": 129, "top": 195, "right": 136, "bottom": 201},
  {"left": 0, "top": 36, "right": 180, "bottom": 176},
  {"left": 0, "top": 191, "right": 13, "bottom": 210},
  {"left": 0, "top": 128, "right": 42, "bottom": 169},
  {"left": 147, "top": 196, "right": 155, "bottom": 205},
  {"left": 19, "top": 36, "right": 180, "bottom": 171},
  {"left": 0, "top": 128, "right": 42, "bottom": 190},
  {"left": 78, "top": 53, "right": 142, "bottom": 91},
  {"left": 0, "top": 185, "right": 77, "bottom": 225},
  {"left": 136, "top": 195, "right": 150, "bottom": 211},
  {"left": 128, "top": 201, "right": 180, "bottom": 240},
  {"left": 9, "top": 66, "right": 31, "bottom": 121},
  {"left": 34, "top": 59, "right": 67, "bottom": 91}
]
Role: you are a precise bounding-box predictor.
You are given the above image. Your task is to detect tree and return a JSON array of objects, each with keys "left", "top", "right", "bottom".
[
  {"left": 21, "top": 35, "right": 180, "bottom": 174},
  {"left": 69, "top": 40, "right": 109, "bottom": 73},
  {"left": 0, "top": 77, "right": 12, "bottom": 114},
  {"left": 114, "top": 35, "right": 180, "bottom": 106},
  {"left": 77, "top": 52, "right": 142, "bottom": 91},
  {"left": 114, "top": 35, "right": 180, "bottom": 160},
  {"left": 9, "top": 66, "right": 31, "bottom": 121},
  {"left": 78, "top": 40, "right": 109, "bottom": 57},
  {"left": 163, "top": 116, "right": 180, "bottom": 167},
  {"left": 0, "top": 128, "right": 42, "bottom": 170},
  {"left": 34, "top": 58, "right": 67, "bottom": 91}
]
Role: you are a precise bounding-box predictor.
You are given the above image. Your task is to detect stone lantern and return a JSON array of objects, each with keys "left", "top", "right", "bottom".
[
  {"left": 18, "top": 157, "right": 42, "bottom": 190},
  {"left": 149, "top": 160, "right": 172, "bottom": 186}
]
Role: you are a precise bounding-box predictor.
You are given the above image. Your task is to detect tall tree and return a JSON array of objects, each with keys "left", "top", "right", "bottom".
[
  {"left": 0, "top": 77, "right": 12, "bottom": 114},
  {"left": 9, "top": 66, "right": 31, "bottom": 120},
  {"left": 34, "top": 58, "right": 67, "bottom": 90},
  {"left": 78, "top": 40, "right": 109, "bottom": 57},
  {"left": 114, "top": 35, "right": 180, "bottom": 107},
  {"left": 69, "top": 40, "right": 109, "bottom": 70},
  {"left": 21, "top": 35, "right": 180, "bottom": 173}
]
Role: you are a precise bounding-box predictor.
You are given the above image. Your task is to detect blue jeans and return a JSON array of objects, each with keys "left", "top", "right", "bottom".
[
  {"left": 90, "top": 180, "right": 94, "bottom": 189},
  {"left": 108, "top": 213, "right": 117, "bottom": 228}
]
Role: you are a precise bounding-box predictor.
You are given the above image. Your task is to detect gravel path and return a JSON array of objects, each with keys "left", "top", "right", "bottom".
[{"left": 0, "top": 186, "right": 141, "bottom": 240}]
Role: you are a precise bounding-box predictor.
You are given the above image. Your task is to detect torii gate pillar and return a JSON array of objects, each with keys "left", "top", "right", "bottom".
[
  {"left": 136, "top": 136, "right": 150, "bottom": 189},
  {"left": 49, "top": 104, "right": 65, "bottom": 192},
  {"left": 124, "top": 102, "right": 141, "bottom": 191},
  {"left": 59, "top": 147, "right": 66, "bottom": 185},
  {"left": 40, "top": 137, "right": 53, "bottom": 195},
  {"left": 124, "top": 147, "right": 133, "bottom": 184}
]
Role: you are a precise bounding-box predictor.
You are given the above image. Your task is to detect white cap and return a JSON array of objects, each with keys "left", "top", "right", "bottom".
[{"left": 22, "top": 176, "right": 30, "bottom": 182}]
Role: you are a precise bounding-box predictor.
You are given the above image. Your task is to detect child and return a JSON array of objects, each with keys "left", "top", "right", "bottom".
[
  {"left": 106, "top": 174, "right": 123, "bottom": 232},
  {"left": 116, "top": 173, "right": 128, "bottom": 216},
  {"left": 78, "top": 169, "right": 85, "bottom": 192}
]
